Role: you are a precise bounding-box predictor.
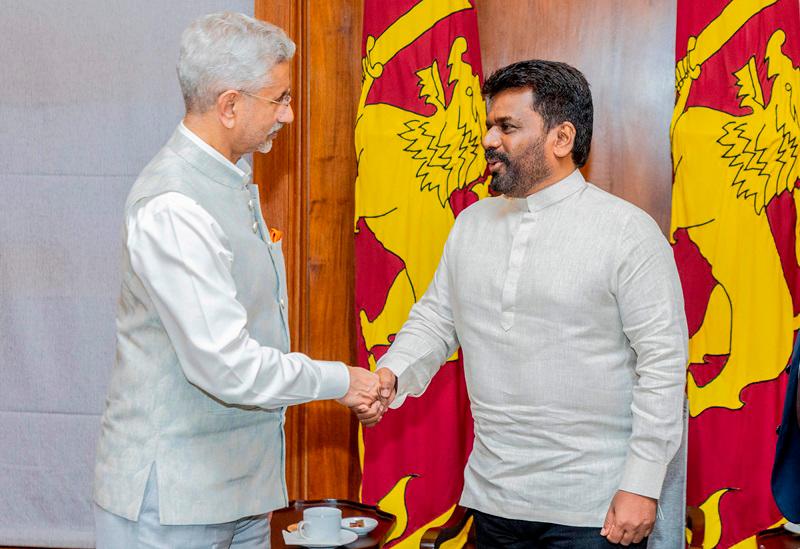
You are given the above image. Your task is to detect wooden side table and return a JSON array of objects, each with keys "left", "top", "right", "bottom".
[{"left": 270, "top": 499, "right": 396, "bottom": 549}]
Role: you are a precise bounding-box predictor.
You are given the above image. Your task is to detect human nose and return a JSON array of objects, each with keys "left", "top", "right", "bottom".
[
  {"left": 482, "top": 126, "right": 500, "bottom": 150},
  {"left": 278, "top": 103, "right": 294, "bottom": 124}
]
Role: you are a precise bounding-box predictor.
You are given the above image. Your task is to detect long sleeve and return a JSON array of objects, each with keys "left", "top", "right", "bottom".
[
  {"left": 377, "top": 234, "right": 460, "bottom": 407},
  {"left": 614, "top": 212, "right": 688, "bottom": 499},
  {"left": 127, "top": 192, "right": 350, "bottom": 409}
]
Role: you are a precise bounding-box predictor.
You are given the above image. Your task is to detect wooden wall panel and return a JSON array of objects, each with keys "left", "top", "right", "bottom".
[
  {"left": 303, "top": 0, "right": 364, "bottom": 499},
  {"left": 254, "top": 0, "right": 363, "bottom": 501},
  {"left": 476, "top": 0, "right": 677, "bottom": 232}
]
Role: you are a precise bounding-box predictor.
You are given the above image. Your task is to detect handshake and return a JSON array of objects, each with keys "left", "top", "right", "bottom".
[{"left": 337, "top": 366, "right": 397, "bottom": 426}]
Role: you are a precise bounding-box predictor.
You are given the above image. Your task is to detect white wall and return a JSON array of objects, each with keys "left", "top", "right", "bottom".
[{"left": 0, "top": 2, "right": 252, "bottom": 546}]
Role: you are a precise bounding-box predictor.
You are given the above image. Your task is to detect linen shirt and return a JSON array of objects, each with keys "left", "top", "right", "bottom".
[
  {"left": 378, "top": 169, "right": 688, "bottom": 526},
  {"left": 125, "top": 124, "right": 350, "bottom": 408}
]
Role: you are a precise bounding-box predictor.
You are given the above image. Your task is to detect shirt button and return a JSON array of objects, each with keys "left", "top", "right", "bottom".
[
  {"left": 280, "top": 298, "right": 286, "bottom": 308},
  {"left": 248, "top": 199, "right": 254, "bottom": 211},
  {"left": 252, "top": 222, "right": 258, "bottom": 233}
]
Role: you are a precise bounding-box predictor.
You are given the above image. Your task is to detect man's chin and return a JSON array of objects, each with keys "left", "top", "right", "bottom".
[
  {"left": 256, "top": 139, "right": 273, "bottom": 154},
  {"left": 489, "top": 176, "right": 515, "bottom": 196}
]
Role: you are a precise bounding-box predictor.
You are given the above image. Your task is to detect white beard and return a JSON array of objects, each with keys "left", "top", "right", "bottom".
[
  {"left": 256, "top": 122, "right": 284, "bottom": 154},
  {"left": 257, "top": 139, "right": 273, "bottom": 154}
]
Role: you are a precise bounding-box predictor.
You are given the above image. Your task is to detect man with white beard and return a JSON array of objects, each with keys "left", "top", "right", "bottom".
[{"left": 93, "top": 12, "right": 381, "bottom": 548}]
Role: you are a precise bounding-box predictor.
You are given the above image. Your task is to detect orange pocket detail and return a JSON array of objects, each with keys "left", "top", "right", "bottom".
[{"left": 269, "top": 227, "right": 283, "bottom": 243}]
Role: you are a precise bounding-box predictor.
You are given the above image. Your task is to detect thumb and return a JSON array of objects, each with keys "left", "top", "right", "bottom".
[
  {"left": 600, "top": 504, "right": 615, "bottom": 536},
  {"left": 378, "top": 369, "right": 395, "bottom": 398}
]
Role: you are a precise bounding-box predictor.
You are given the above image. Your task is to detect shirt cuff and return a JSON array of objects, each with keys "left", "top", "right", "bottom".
[
  {"left": 618, "top": 455, "right": 668, "bottom": 499},
  {"left": 314, "top": 360, "right": 350, "bottom": 400}
]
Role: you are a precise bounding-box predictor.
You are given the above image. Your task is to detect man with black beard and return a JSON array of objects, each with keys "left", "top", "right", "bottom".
[{"left": 350, "top": 60, "right": 688, "bottom": 548}]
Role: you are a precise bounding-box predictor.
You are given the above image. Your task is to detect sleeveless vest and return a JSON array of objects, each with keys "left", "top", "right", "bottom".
[{"left": 94, "top": 127, "right": 290, "bottom": 524}]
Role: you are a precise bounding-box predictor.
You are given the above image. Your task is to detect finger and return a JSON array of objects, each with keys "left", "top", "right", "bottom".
[
  {"left": 605, "top": 524, "right": 623, "bottom": 545},
  {"left": 637, "top": 523, "right": 653, "bottom": 542},
  {"left": 619, "top": 529, "right": 635, "bottom": 546},
  {"left": 357, "top": 409, "right": 379, "bottom": 422},
  {"left": 361, "top": 413, "right": 382, "bottom": 427},
  {"left": 600, "top": 507, "right": 614, "bottom": 537},
  {"left": 357, "top": 400, "right": 384, "bottom": 422},
  {"left": 367, "top": 399, "right": 383, "bottom": 413},
  {"left": 356, "top": 409, "right": 380, "bottom": 422},
  {"left": 377, "top": 369, "right": 395, "bottom": 399}
]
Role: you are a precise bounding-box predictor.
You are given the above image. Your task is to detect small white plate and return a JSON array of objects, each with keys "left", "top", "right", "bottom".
[
  {"left": 784, "top": 522, "right": 800, "bottom": 534},
  {"left": 342, "top": 516, "right": 378, "bottom": 535},
  {"left": 282, "top": 527, "right": 358, "bottom": 547}
]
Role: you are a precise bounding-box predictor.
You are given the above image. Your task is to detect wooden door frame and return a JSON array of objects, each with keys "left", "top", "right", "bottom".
[{"left": 253, "top": 0, "right": 363, "bottom": 501}]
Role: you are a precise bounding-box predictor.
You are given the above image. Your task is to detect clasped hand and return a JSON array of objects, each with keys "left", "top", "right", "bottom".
[{"left": 336, "top": 367, "right": 396, "bottom": 426}]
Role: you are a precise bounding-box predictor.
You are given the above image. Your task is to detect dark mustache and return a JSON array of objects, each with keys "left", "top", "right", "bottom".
[{"left": 485, "top": 150, "right": 509, "bottom": 164}]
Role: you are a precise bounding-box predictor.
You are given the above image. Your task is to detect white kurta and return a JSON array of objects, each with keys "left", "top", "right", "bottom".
[
  {"left": 94, "top": 124, "right": 349, "bottom": 525},
  {"left": 378, "top": 169, "right": 688, "bottom": 526},
  {"left": 124, "top": 124, "right": 350, "bottom": 408}
]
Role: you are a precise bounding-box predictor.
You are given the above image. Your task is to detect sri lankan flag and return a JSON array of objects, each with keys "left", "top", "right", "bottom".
[
  {"left": 670, "top": 0, "right": 800, "bottom": 546},
  {"left": 354, "top": 0, "right": 487, "bottom": 546}
]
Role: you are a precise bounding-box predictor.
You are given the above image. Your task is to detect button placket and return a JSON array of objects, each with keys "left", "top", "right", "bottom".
[
  {"left": 500, "top": 213, "right": 535, "bottom": 331},
  {"left": 247, "top": 194, "right": 261, "bottom": 237}
]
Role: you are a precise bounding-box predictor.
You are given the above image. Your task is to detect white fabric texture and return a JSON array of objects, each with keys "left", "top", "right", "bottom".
[
  {"left": 378, "top": 169, "right": 688, "bottom": 527},
  {"left": 0, "top": 2, "right": 252, "bottom": 547},
  {"left": 127, "top": 191, "right": 348, "bottom": 406},
  {"left": 94, "top": 466, "right": 270, "bottom": 549}
]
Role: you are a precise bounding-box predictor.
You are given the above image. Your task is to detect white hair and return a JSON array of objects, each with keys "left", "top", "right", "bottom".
[{"left": 177, "top": 12, "right": 295, "bottom": 113}]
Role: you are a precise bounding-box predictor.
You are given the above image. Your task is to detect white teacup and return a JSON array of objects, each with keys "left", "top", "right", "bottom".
[{"left": 296, "top": 506, "right": 342, "bottom": 542}]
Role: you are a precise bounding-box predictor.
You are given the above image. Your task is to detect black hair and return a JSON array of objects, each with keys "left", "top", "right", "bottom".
[{"left": 482, "top": 60, "right": 593, "bottom": 168}]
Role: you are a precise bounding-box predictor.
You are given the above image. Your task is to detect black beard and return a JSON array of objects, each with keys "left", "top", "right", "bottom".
[
  {"left": 486, "top": 136, "right": 551, "bottom": 198},
  {"left": 489, "top": 162, "right": 524, "bottom": 196}
]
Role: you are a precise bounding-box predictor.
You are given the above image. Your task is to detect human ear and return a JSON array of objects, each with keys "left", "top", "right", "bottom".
[
  {"left": 552, "top": 121, "right": 576, "bottom": 160},
  {"left": 217, "top": 90, "right": 239, "bottom": 129}
]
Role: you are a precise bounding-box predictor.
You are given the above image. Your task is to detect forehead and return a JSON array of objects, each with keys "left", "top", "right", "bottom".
[
  {"left": 262, "top": 60, "right": 292, "bottom": 91},
  {"left": 486, "top": 87, "right": 539, "bottom": 121}
]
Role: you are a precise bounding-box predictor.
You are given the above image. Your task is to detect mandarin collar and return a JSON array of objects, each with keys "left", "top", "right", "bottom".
[
  {"left": 169, "top": 125, "right": 252, "bottom": 189},
  {"left": 521, "top": 169, "right": 586, "bottom": 212}
]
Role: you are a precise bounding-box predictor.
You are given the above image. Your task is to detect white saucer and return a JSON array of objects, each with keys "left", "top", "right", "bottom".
[
  {"left": 784, "top": 522, "right": 800, "bottom": 534},
  {"left": 342, "top": 516, "right": 378, "bottom": 535},
  {"left": 282, "top": 527, "right": 358, "bottom": 547}
]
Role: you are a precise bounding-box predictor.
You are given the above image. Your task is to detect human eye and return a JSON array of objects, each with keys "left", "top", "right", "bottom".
[{"left": 500, "top": 122, "right": 516, "bottom": 133}]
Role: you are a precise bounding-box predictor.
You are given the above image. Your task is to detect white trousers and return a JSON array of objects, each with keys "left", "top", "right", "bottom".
[{"left": 94, "top": 466, "right": 270, "bottom": 549}]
